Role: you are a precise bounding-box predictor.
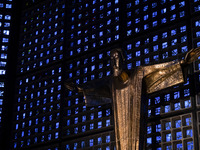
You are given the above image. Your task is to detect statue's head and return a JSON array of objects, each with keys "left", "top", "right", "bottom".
[{"left": 110, "top": 48, "right": 125, "bottom": 76}]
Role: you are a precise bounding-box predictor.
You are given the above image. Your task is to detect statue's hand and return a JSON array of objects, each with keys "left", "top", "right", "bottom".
[
  {"left": 184, "top": 47, "right": 200, "bottom": 64},
  {"left": 65, "top": 82, "right": 83, "bottom": 93}
]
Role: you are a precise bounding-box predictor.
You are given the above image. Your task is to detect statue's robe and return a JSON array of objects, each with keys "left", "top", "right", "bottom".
[{"left": 83, "top": 60, "right": 185, "bottom": 150}]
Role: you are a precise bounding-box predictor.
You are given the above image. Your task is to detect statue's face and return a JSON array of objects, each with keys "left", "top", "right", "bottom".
[{"left": 111, "top": 51, "right": 122, "bottom": 76}]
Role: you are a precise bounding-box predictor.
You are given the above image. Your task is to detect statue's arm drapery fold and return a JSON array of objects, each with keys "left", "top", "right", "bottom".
[
  {"left": 142, "top": 60, "right": 186, "bottom": 94},
  {"left": 83, "top": 79, "right": 112, "bottom": 106}
]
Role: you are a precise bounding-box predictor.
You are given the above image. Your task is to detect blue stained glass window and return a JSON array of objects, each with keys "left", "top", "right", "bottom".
[
  {"left": 184, "top": 89, "right": 190, "bottom": 97},
  {"left": 106, "top": 119, "right": 110, "bottom": 126},
  {"left": 155, "top": 107, "right": 160, "bottom": 115},
  {"left": 186, "top": 129, "right": 193, "bottom": 137},
  {"left": 171, "top": 39, "right": 177, "bottom": 45},
  {"left": 90, "top": 123, "right": 94, "bottom": 130},
  {"left": 153, "top": 45, "right": 158, "bottom": 51},
  {"left": 184, "top": 100, "right": 191, "bottom": 108},
  {"left": 174, "top": 91, "right": 180, "bottom": 99},
  {"left": 106, "top": 135, "right": 110, "bottom": 143},
  {"left": 170, "top": 14, "right": 176, "bottom": 21},
  {"left": 147, "top": 137, "right": 152, "bottom": 146},
  {"left": 144, "top": 58, "right": 150, "bottom": 64},
  {"left": 174, "top": 102, "right": 181, "bottom": 110},
  {"left": 127, "top": 54, "right": 132, "bottom": 60},
  {"left": 172, "top": 49, "right": 178, "bottom": 56},
  {"left": 152, "top": 11, "right": 157, "bottom": 17},
  {"left": 156, "top": 124, "right": 161, "bottom": 132},
  {"left": 165, "top": 105, "right": 171, "bottom": 113},
  {"left": 187, "top": 141, "right": 193, "bottom": 150},
  {"left": 180, "top": 26, "right": 186, "bottom": 32},
  {"left": 155, "top": 97, "right": 160, "bottom": 104},
  {"left": 98, "top": 121, "right": 102, "bottom": 128},
  {"left": 136, "top": 60, "right": 141, "bottom": 66},
  {"left": 152, "top": 2, "right": 157, "bottom": 8},
  {"left": 127, "top": 63, "right": 132, "bottom": 70},
  {"left": 106, "top": 146, "right": 110, "bottom": 150},
  {"left": 136, "top": 51, "right": 140, "bottom": 57},
  {"left": 156, "top": 136, "right": 161, "bottom": 143},
  {"left": 148, "top": 109, "right": 151, "bottom": 117},
  {"left": 179, "top": 1, "right": 185, "bottom": 7},
  {"left": 165, "top": 145, "right": 172, "bottom": 150},
  {"left": 161, "top": 18, "right": 167, "bottom": 24},
  {"left": 180, "top": 11, "right": 185, "bottom": 17},
  {"left": 98, "top": 137, "right": 102, "bottom": 145},
  {"left": 176, "top": 131, "right": 182, "bottom": 140},
  {"left": 181, "top": 36, "right": 187, "bottom": 43},
  {"left": 185, "top": 117, "right": 192, "bottom": 126},
  {"left": 147, "top": 126, "right": 152, "bottom": 134},
  {"left": 175, "top": 120, "right": 181, "bottom": 128},
  {"left": 162, "top": 42, "right": 168, "bottom": 49},
  {"left": 127, "top": 44, "right": 132, "bottom": 50},
  {"left": 135, "top": 0, "right": 139, "bottom": 5},
  {"left": 166, "top": 133, "right": 171, "bottom": 142},
  {"left": 153, "top": 55, "right": 159, "bottom": 61},
  {"left": 196, "top": 31, "right": 200, "bottom": 37},
  {"left": 171, "top": 5, "right": 176, "bottom": 11},
  {"left": 165, "top": 122, "right": 171, "bottom": 130},
  {"left": 153, "top": 21, "right": 157, "bottom": 27}
]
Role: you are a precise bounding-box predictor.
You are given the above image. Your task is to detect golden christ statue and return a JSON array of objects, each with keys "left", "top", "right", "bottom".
[{"left": 66, "top": 48, "right": 200, "bottom": 150}]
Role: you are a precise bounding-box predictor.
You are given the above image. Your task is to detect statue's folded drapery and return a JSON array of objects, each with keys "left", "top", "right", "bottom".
[{"left": 83, "top": 60, "right": 185, "bottom": 150}]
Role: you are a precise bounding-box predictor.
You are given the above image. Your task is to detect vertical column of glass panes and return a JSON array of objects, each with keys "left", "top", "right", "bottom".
[
  {"left": 12, "top": 0, "right": 65, "bottom": 149},
  {"left": 67, "top": 0, "right": 120, "bottom": 57},
  {"left": 13, "top": 65, "right": 62, "bottom": 149},
  {"left": 0, "top": 0, "right": 13, "bottom": 125},
  {"left": 125, "top": 0, "right": 187, "bottom": 37},
  {"left": 146, "top": 122, "right": 162, "bottom": 150},
  {"left": 64, "top": 49, "right": 113, "bottom": 142},
  {"left": 17, "top": 0, "right": 65, "bottom": 74},
  {"left": 161, "top": 113, "right": 194, "bottom": 150}
]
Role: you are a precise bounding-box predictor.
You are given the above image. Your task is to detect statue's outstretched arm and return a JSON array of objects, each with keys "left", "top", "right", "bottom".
[
  {"left": 65, "top": 79, "right": 112, "bottom": 107},
  {"left": 143, "top": 47, "right": 200, "bottom": 94}
]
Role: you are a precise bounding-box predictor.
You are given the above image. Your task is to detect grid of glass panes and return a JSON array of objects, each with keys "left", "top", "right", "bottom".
[
  {"left": 67, "top": 0, "right": 120, "bottom": 57},
  {"left": 161, "top": 114, "right": 194, "bottom": 150},
  {"left": 0, "top": 0, "right": 13, "bottom": 124},
  {"left": 12, "top": 65, "right": 62, "bottom": 149},
  {"left": 147, "top": 78, "right": 191, "bottom": 118},
  {"left": 124, "top": 23, "right": 188, "bottom": 67},
  {"left": 191, "top": 0, "right": 200, "bottom": 13},
  {"left": 146, "top": 121, "right": 162, "bottom": 149},
  {"left": 125, "top": 0, "right": 187, "bottom": 36},
  {"left": 64, "top": 49, "right": 113, "bottom": 138},
  {"left": 192, "top": 17, "right": 200, "bottom": 72},
  {"left": 66, "top": 50, "right": 111, "bottom": 85},
  {"left": 17, "top": 0, "right": 65, "bottom": 74},
  {"left": 64, "top": 131, "right": 115, "bottom": 150}
]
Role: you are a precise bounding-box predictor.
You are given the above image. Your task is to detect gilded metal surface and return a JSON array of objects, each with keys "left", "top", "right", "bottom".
[
  {"left": 143, "top": 61, "right": 184, "bottom": 94},
  {"left": 84, "top": 61, "right": 184, "bottom": 150}
]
